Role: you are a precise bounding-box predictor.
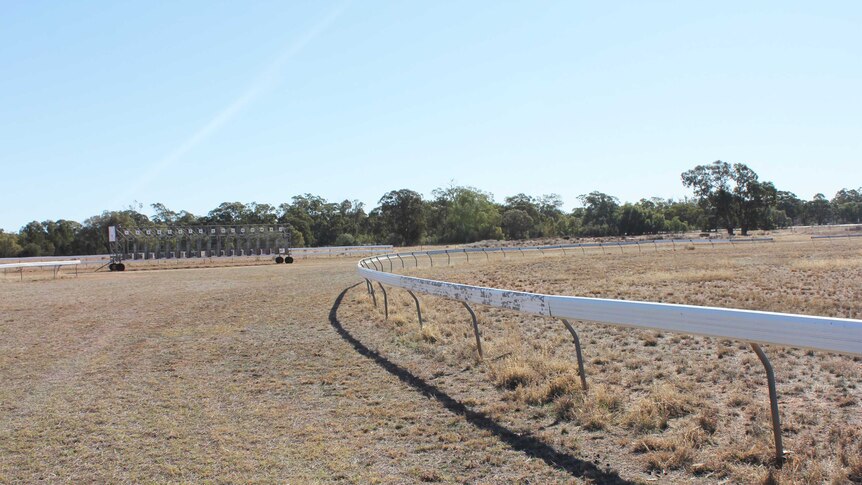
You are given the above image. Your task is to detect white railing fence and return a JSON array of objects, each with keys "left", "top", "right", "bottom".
[{"left": 356, "top": 238, "right": 862, "bottom": 467}]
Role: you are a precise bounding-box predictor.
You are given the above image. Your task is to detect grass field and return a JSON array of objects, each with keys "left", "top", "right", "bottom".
[{"left": 1, "top": 235, "right": 860, "bottom": 483}]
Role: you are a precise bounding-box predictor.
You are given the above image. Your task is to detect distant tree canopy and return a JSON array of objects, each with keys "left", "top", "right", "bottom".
[{"left": 2, "top": 165, "right": 857, "bottom": 257}]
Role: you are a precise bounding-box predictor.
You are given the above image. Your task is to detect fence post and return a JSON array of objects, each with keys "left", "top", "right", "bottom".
[
  {"left": 406, "top": 289, "right": 423, "bottom": 328},
  {"left": 367, "top": 279, "right": 378, "bottom": 307},
  {"left": 378, "top": 282, "right": 388, "bottom": 320},
  {"left": 561, "top": 319, "right": 588, "bottom": 391},
  {"left": 461, "top": 301, "right": 483, "bottom": 360},
  {"left": 750, "top": 343, "right": 784, "bottom": 466}
]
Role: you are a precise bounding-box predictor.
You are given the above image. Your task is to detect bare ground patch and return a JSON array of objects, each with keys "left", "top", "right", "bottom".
[{"left": 2, "top": 258, "right": 622, "bottom": 483}]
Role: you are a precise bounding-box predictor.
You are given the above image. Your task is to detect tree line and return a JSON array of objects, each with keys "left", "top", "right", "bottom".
[{"left": 1, "top": 161, "right": 859, "bottom": 257}]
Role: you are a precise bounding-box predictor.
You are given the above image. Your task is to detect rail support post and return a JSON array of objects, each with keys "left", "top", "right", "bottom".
[
  {"left": 446, "top": 250, "right": 451, "bottom": 266},
  {"left": 406, "top": 289, "right": 423, "bottom": 328},
  {"left": 396, "top": 253, "right": 404, "bottom": 269},
  {"left": 461, "top": 301, "right": 483, "bottom": 360},
  {"left": 464, "top": 248, "right": 469, "bottom": 262},
  {"left": 428, "top": 253, "right": 434, "bottom": 267},
  {"left": 377, "top": 282, "right": 389, "bottom": 320},
  {"left": 411, "top": 252, "right": 418, "bottom": 267},
  {"left": 750, "top": 343, "right": 784, "bottom": 467},
  {"left": 561, "top": 319, "right": 588, "bottom": 391},
  {"left": 367, "top": 280, "right": 378, "bottom": 307}
]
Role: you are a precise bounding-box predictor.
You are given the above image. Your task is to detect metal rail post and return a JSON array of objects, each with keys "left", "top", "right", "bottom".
[
  {"left": 428, "top": 253, "right": 434, "bottom": 267},
  {"left": 446, "top": 250, "right": 451, "bottom": 266},
  {"left": 750, "top": 343, "right": 784, "bottom": 466},
  {"left": 406, "top": 290, "right": 423, "bottom": 328},
  {"left": 464, "top": 248, "right": 469, "bottom": 262},
  {"left": 483, "top": 248, "right": 489, "bottom": 261},
  {"left": 396, "top": 253, "right": 404, "bottom": 269},
  {"left": 461, "top": 301, "right": 483, "bottom": 359},
  {"left": 378, "top": 282, "right": 388, "bottom": 319},
  {"left": 367, "top": 279, "right": 378, "bottom": 307},
  {"left": 561, "top": 319, "right": 588, "bottom": 391},
  {"left": 411, "top": 252, "right": 418, "bottom": 267}
]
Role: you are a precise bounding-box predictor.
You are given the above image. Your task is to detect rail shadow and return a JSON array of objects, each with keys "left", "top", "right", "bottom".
[{"left": 329, "top": 284, "right": 635, "bottom": 484}]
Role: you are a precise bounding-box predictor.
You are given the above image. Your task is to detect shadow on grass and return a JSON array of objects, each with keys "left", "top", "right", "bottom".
[{"left": 330, "top": 284, "right": 635, "bottom": 484}]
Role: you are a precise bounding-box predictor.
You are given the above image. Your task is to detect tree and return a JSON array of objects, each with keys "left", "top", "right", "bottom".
[
  {"left": 681, "top": 161, "right": 735, "bottom": 234},
  {"left": 682, "top": 161, "right": 777, "bottom": 235},
  {"left": 832, "top": 188, "right": 862, "bottom": 224},
  {"left": 0, "top": 230, "right": 22, "bottom": 257},
  {"left": 151, "top": 203, "right": 178, "bottom": 224},
  {"left": 430, "top": 186, "right": 502, "bottom": 243},
  {"left": 805, "top": 194, "right": 832, "bottom": 225},
  {"left": 577, "top": 191, "right": 620, "bottom": 235},
  {"left": 501, "top": 209, "right": 534, "bottom": 239},
  {"left": 776, "top": 191, "right": 803, "bottom": 226},
  {"left": 731, "top": 165, "right": 776, "bottom": 235},
  {"left": 206, "top": 202, "right": 249, "bottom": 224},
  {"left": 378, "top": 189, "right": 425, "bottom": 246}
]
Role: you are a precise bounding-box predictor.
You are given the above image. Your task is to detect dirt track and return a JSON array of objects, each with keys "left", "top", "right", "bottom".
[{"left": 1, "top": 259, "right": 619, "bottom": 483}]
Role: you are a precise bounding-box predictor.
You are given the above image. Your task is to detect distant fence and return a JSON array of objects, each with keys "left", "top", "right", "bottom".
[
  {"left": 0, "top": 245, "right": 393, "bottom": 266},
  {"left": 356, "top": 238, "right": 862, "bottom": 466},
  {"left": 0, "top": 260, "right": 81, "bottom": 280},
  {"left": 811, "top": 233, "right": 862, "bottom": 240}
]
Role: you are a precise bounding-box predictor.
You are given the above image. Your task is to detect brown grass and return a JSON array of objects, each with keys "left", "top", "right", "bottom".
[
  {"left": 338, "top": 233, "right": 862, "bottom": 483},
  {"left": 3, "top": 233, "right": 860, "bottom": 483}
]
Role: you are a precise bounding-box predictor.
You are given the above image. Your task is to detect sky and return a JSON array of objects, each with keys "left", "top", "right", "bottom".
[{"left": 1, "top": 1, "right": 860, "bottom": 231}]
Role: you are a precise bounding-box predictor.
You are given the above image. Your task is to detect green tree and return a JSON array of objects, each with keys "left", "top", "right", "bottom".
[
  {"left": 430, "top": 186, "right": 502, "bottom": 243},
  {"left": 501, "top": 209, "right": 534, "bottom": 239},
  {"left": 832, "top": 188, "right": 862, "bottom": 224},
  {"left": 0, "top": 230, "right": 22, "bottom": 257},
  {"left": 378, "top": 189, "right": 426, "bottom": 246},
  {"left": 577, "top": 191, "right": 620, "bottom": 236},
  {"left": 681, "top": 161, "right": 735, "bottom": 234},
  {"left": 804, "top": 194, "right": 832, "bottom": 225}
]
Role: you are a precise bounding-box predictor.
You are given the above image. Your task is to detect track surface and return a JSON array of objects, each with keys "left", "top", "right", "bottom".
[{"left": 1, "top": 259, "right": 621, "bottom": 483}]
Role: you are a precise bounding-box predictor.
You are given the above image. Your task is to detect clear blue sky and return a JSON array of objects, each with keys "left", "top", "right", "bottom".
[{"left": 2, "top": 1, "right": 860, "bottom": 231}]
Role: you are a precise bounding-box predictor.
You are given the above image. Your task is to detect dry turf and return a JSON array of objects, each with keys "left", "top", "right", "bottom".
[{"left": 1, "top": 235, "right": 861, "bottom": 483}]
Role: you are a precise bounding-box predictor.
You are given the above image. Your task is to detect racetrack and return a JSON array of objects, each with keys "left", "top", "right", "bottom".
[
  {"left": 2, "top": 238, "right": 860, "bottom": 483},
  {"left": 1, "top": 259, "right": 612, "bottom": 483}
]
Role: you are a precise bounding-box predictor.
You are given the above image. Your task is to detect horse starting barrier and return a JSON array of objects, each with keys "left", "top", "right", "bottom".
[{"left": 357, "top": 238, "right": 862, "bottom": 466}]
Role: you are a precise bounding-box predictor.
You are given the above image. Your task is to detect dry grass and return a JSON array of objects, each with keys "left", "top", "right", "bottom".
[
  {"left": 339, "top": 233, "right": 862, "bottom": 483},
  {"left": 3, "top": 233, "right": 860, "bottom": 483},
  {"left": 1, "top": 258, "right": 582, "bottom": 483}
]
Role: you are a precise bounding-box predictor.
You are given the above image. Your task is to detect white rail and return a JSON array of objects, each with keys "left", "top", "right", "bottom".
[
  {"left": 357, "top": 239, "right": 861, "bottom": 357},
  {"left": 356, "top": 238, "right": 862, "bottom": 466},
  {"left": 0, "top": 260, "right": 81, "bottom": 270}
]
